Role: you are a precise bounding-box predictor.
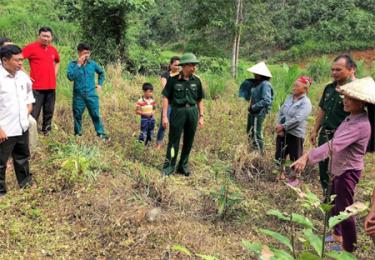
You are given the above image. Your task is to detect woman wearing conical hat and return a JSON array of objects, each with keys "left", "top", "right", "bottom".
[
  {"left": 291, "top": 77, "right": 375, "bottom": 252},
  {"left": 239, "top": 61, "right": 273, "bottom": 154}
]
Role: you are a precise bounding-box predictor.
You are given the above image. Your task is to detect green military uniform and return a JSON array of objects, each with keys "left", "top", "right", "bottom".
[
  {"left": 162, "top": 53, "right": 204, "bottom": 176},
  {"left": 318, "top": 81, "right": 350, "bottom": 191}
]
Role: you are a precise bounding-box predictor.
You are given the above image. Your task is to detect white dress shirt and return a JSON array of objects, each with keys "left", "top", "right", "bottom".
[{"left": 0, "top": 66, "right": 35, "bottom": 137}]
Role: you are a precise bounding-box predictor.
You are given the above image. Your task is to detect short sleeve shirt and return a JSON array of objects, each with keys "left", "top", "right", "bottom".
[
  {"left": 23, "top": 42, "right": 60, "bottom": 90},
  {"left": 162, "top": 73, "right": 204, "bottom": 106},
  {"left": 319, "top": 82, "right": 349, "bottom": 130},
  {"left": 136, "top": 97, "right": 156, "bottom": 114}
]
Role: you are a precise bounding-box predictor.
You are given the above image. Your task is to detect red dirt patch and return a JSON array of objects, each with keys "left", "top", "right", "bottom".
[
  {"left": 350, "top": 49, "right": 375, "bottom": 66},
  {"left": 297, "top": 49, "right": 375, "bottom": 69}
]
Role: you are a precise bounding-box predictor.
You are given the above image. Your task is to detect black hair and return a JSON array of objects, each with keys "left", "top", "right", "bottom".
[
  {"left": 254, "top": 74, "right": 271, "bottom": 82},
  {"left": 168, "top": 56, "right": 180, "bottom": 72},
  {"left": 0, "top": 44, "right": 22, "bottom": 62},
  {"left": 0, "top": 37, "right": 12, "bottom": 47},
  {"left": 170, "top": 56, "right": 180, "bottom": 65},
  {"left": 334, "top": 54, "right": 357, "bottom": 70},
  {"left": 77, "top": 42, "right": 91, "bottom": 52},
  {"left": 142, "top": 83, "right": 153, "bottom": 91},
  {"left": 38, "top": 27, "right": 53, "bottom": 35}
]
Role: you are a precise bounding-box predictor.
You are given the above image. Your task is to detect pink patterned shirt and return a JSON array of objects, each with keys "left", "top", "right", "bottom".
[{"left": 308, "top": 112, "right": 371, "bottom": 176}]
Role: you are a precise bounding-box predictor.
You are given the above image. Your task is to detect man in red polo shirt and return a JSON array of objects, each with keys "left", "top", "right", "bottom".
[{"left": 23, "top": 27, "right": 60, "bottom": 136}]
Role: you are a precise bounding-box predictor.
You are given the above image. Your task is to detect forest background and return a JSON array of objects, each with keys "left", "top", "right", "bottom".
[{"left": 0, "top": 0, "right": 375, "bottom": 259}]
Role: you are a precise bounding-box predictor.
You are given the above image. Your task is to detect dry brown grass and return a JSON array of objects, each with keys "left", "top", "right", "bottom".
[{"left": 0, "top": 65, "right": 374, "bottom": 259}]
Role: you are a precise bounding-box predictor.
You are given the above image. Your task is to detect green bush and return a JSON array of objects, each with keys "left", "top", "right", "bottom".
[
  {"left": 0, "top": 0, "right": 79, "bottom": 46},
  {"left": 243, "top": 185, "right": 366, "bottom": 259},
  {"left": 198, "top": 56, "right": 231, "bottom": 74},
  {"left": 48, "top": 140, "right": 104, "bottom": 186},
  {"left": 128, "top": 44, "right": 162, "bottom": 75},
  {"left": 307, "top": 56, "right": 331, "bottom": 82}
]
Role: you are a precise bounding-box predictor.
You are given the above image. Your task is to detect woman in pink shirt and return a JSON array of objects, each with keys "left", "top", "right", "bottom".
[{"left": 291, "top": 77, "right": 375, "bottom": 252}]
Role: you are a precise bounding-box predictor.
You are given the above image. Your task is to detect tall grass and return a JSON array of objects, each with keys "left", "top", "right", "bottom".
[{"left": 200, "top": 72, "right": 232, "bottom": 100}]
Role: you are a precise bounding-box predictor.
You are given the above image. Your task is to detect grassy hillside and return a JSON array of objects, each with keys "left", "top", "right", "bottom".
[
  {"left": 1, "top": 0, "right": 375, "bottom": 259},
  {"left": 1, "top": 61, "right": 375, "bottom": 258}
]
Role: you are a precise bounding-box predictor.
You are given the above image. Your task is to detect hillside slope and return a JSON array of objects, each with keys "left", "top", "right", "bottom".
[{"left": 1, "top": 67, "right": 375, "bottom": 259}]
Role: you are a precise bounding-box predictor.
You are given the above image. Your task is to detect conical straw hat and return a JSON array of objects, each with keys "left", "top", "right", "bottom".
[
  {"left": 338, "top": 77, "right": 375, "bottom": 104},
  {"left": 247, "top": 62, "right": 272, "bottom": 78}
]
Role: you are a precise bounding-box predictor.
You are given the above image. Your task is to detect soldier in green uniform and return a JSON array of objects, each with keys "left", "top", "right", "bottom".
[
  {"left": 310, "top": 54, "right": 356, "bottom": 194},
  {"left": 161, "top": 53, "right": 204, "bottom": 176}
]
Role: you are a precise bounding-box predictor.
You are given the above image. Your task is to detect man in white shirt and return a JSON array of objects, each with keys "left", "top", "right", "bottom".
[{"left": 0, "top": 45, "right": 35, "bottom": 196}]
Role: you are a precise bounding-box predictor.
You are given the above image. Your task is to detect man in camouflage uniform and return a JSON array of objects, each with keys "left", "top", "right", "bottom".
[{"left": 161, "top": 53, "right": 204, "bottom": 176}]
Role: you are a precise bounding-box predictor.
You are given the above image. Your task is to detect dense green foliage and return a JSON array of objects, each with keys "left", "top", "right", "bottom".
[
  {"left": 139, "top": 0, "right": 375, "bottom": 60},
  {"left": 79, "top": 0, "right": 154, "bottom": 63},
  {"left": 1, "top": 0, "right": 374, "bottom": 66},
  {"left": 1, "top": 1, "right": 375, "bottom": 259}
]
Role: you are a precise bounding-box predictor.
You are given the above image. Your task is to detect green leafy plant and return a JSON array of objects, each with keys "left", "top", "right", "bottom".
[
  {"left": 243, "top": 185, "right": 368, "bottom": 259},
  {"left": 49, "top": 140, "right": 103, "bottom": 185},
  {"left": 171, "top": 244, "right": 219, "bottom": 260},
  {"left": 210, "top": 177, "right": 244, "bottom": 219}
]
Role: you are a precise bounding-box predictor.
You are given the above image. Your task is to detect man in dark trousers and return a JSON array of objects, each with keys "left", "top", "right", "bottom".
[
  {"left": 161, "top": 53, "right": 204, "bottom": 176},
  {"left": 239, "top": 62, "right": 273, "bottom": 154},
  {"left": 0, "top": 45, "right": 35, "bottom": 195},
  {"left": 310, "top": 54, "right": 356, "bottom": 195},
  {"left": 23, "top": 27, "right": 60, "bottom": 136}
]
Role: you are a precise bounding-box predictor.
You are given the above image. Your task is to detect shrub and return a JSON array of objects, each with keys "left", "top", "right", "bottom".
[
  {"left": 127, "top": 44, "right": 162, "bottom": 75},
  {"left": 48, "top": 140, "right": 104, "bottom": 187},
  {"left": 243, "top": 185, "right": 367, "bottom": 259},
  {"left": 198, "top": 56, "right": 231, "bottom": 74},
  {"left": 307, "top": 56, "right": 331, "bottom": 82}
]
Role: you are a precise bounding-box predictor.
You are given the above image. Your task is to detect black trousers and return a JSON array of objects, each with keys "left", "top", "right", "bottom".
[
  {"left": 32, "top": 90, "right": 56, "bottom": 133},
  {"left": 0, "top": 131, "right": 32, "bottom": 193},
  {"left": 275, "top": 132, "right": 304, "bottom": 163}
]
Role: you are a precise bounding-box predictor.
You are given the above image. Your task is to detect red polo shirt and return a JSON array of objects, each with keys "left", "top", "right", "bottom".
[{"left": 22, "top": 42, "right": 60, "bottom": 90}]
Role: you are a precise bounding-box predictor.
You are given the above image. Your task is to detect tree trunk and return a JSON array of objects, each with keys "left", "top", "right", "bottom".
[{"left": 231, "top": 0, "right": 243, "bottom": 79}]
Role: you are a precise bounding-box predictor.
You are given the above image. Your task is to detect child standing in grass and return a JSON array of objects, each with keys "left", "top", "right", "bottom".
[{"left": 136, "top": 83, "right": 156, "bottom": 145}]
